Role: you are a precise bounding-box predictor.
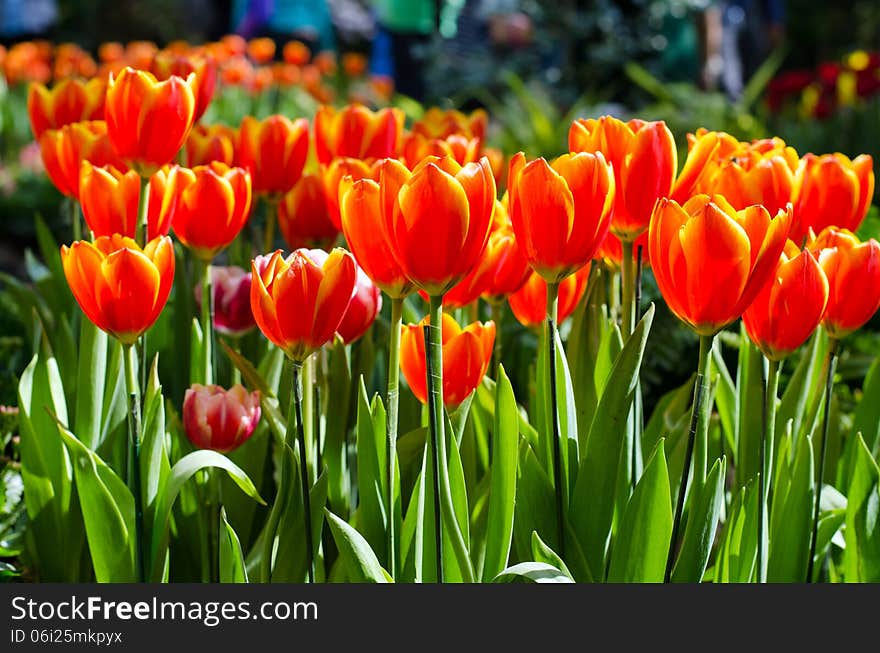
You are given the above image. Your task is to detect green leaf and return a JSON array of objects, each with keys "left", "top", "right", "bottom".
[
  {"left": 481, "top": 365, "right": 519, "bottom": 581},
  {"left": 530, "top": 531, "right": 574, "bottom": 581},
  {"left": 570, "top": 304, "right": 654, "bottom": 580},
  {"left": 608, "top": 439, "right": 672, "bottom": 582},
  {"left": 219, "top": 508, "right": 248, "bottom": 583},
  {"left": 714, "top": 480, "right": 759, "bottom": 583},
  {"left": 768, "top": 434, "right": 815, "bottom": 582},
  {"left": 844, "top": 435, "right": 880, "bottom": 582},
  {"left": 513, "top": 442, "right": 558, "bottom": 562},
  {"left": 710, "top": 340, "right": 737, "bottom": 462},
  {"left": 323, "top": 337, "right": 354, "bottom": 516},
  {"left": 73, "top": 321, "right": 108, "bottom": 450},
  {"left": 671, "top": 456, "right": 726, "bottom": 583},
  {"left": 222, "top": 339, "right": 287, "bottom": 445},
  {"left": 59, "top": 426, "right": 136, "bottom": 582},
  {"left": 139, "top": 357, "right": 170, "bottom": 575},
  {"left": 325, "top": 509, "right": 391, "bottom": 583},
  {"left": 777, "top": 330, "right": 826, "bottom": 452},
  {"left": 356, "top": 380, "right": 388, "bottom": 565},
  {"left": 842, "top": 357, "right": 880, "bottom": 486},
  {"left": 493, "top": 561, "right": 574, "bottom": 583},
  {"left": 735, "top": 328, "right": 764, "bottom": 489}
]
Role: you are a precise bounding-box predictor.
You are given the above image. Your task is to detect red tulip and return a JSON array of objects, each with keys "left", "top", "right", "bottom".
[
  {"left": 508, "top": 265, "right": 590, "bottom": 328},
  {"left": 238, "top": 114, "right": 310, "bottom": 196},
  {"left": 278, "top": 173, "right": 339, "bottom": 251},
  {"left": 195, "top": 265, "right": 256, "bottom": 336},
  {"left": 313, "top": 103, "right": 404, "bottom": 165},
  {"left": 28, "top": 77, "right": 105, "bottom": 139},
  {"left": 79, "top": 162, "right": 168, "bottom": 240},
  {"left": 39, "top": 120, "right": 126, "bottom": 199},
  {"left": 185, "top": 123, "right": 237, "bottom": 167},
  {"left": 183, "top": 384, "right": 261, "bottom": 453},
  {"left": 337, "top": 259, "right": 382, "bottom": 344}
]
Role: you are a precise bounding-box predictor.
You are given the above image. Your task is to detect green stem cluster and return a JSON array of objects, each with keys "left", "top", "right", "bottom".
[
  {"left": 545, "top": 282, "right": 565, "bottom": 557},
  {"left": 122, "top": 344, "right": 145, "bottom": 582},
  {"left": 386, "top": 297, "right": 403, "bottom": 578},
  {"left": 757, "top": 357, "right": 780, "bottom": 583}
]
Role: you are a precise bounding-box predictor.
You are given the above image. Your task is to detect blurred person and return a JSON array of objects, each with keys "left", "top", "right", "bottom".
[
  {"left": 719, "top": 0, "right": 786, "bottom": 98},
  {"left": 370, "top": 0, "right": 436, "bottom": 101},
  {"left": 0, "top": 0, "right": 57, "bottom": 45},
  {"left": 233, "top": 0, "right": 336, "bottom": 54}
]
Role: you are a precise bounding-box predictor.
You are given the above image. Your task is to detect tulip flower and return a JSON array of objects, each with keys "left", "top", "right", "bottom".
[
  {"left": 507, "top": 151, "right": 615, "bottom": 284},
  {"left": 161, "top": 162, "right": 253, "bottom": 261},
  {"left": 807, "top": 227, "right": 880, "bottom": 340},
  {"left": 313, "top": 103, "right": 404, "bottom": 165},
  {"left": 400, "top": 313, "right": 495, "bottom": 408},
  {"left": 250, "top": 247, "right": 356, "bottom": 362},
  {"left": 411, "top": 106, "right": 487, "bottom": 142},
  {"left": 508, "top": 265, "right": 590, "bottom": 328},
  {"left": 183, "top": 384, "right": 261, "bottom": 453},
  {"left": 283, "top": 40, "right": 311, "bottom": 65},
  {"left": 743, "top": 241, "right": 830, "bottom": 361},
  {"left": 247, "top": 37, "right": 276, "bottom": 64},
  {"left": 593, "top": 230, "right": 650, "bottom": 270},
  {"left": 791, "top": 153, "right": 874, "bottom": 243},
  {"left": 27, "top": 77, "right": 106, "bottom": 139},
  {"left": 238, "top": 114, "right": 309, "bottom": 250},
  {"left": 185, "top": 123, "right": 237, "bottom": 167},
  {"left": 193, "top": 265, "right": 256, "bottom": 336},
  {"left": 278, "top": 173, "right": 339, "bottom": 251},
  {"left": 104, "top": 67, "right": 197, "bottom": 176},
  {"left": 379, "top": 155, "right": 496, "bottom": 296},
  {"left": 568, "top": 116, "right": 676, "bottom": 241},
  {"left": 60, "top": 234, "right": 175, "bottom": 345},
  {"left": 399, "top": 132, "right": 481, "bottom": 169},
  {"left": 336, "top": 260, "right": 382, "bottom": 345},
  {"left": 322, "top": 157, "right": 379, "bottom": 229},
  {"left": 648, "top": 195, "right": 792, "bottom": 337},
  {"left": 39, "top": 120, "right": 126, "bottom": 199},
  {"left": 151, "top": 51, "right": 217, "bottom": 122},
  {"left": 339, "top": 175, "right": 413, "bottom": 299},
  {"left": 78, "top": 162, "right": 169, "bottom": 240}
]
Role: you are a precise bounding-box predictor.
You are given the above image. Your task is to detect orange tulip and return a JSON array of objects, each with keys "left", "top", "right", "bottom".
[
  {"left": 569, "top": 116, "right": 676, "bottom": 240},
  {"left": 39, "top": 120, "right": 125, "bottom": 199},
  {"left": 508, "top": 151, "right": 614, "bottom": 283},
  {"left": 160, "top": 163, "right": 252, "bottom": 261},
  {"left": 338, "top": 175, "right": 413, "bottom": 299},
  {"left": 98, "top": 42, "right": 124, "bottom": 64},
  {"left": 79, "top": 162, "right": 169, "bottom": 240},
  {"left": 124, "top": 41, "right": 158, "bottom": 70},
  {"left": 593, "top": 230, "right": 650, "bottom": 270},
  {"left": 791, "top": 153, "right": 874, "bottom": 243},
  {"left": 283, "top": 40, "right": 311, "bottom": 66},
  {"left": 379, "top": 155, "right": 496, "bottom": 296},
  {"left": 220, "top": 57, "right": 253, "bottom": 86},
  {"left": 61, "top": 235, "right": 174, "bottom": 345},
  {"left": 648, "top": 194, "right": 791, "bottom": 336},
  {"left": 250, "top": 248, "right": 357, "bottom": 362},
  {"left": 313, "top": 103, "right": 404, "bottom": 165},
  {"left": 399, "top": 132, "right": 481, "bottom": 169},
  {"left": 105, "top": 67, "right": 197, "bottom": 176},
  {"left": 508, "top": 265, "right": 590, "bottom": 328},
  {"left": 278, "top": 173, "right": 339, "bottom": 250},
  {"left": 807, "top": 227, "right": 880, "bottom": 339},
  {"left": 342, "top": 52, "right": 368, "bottom": 77},
  {"left": 444, "top": 200, "right": 529, "bottom": 307},
  {"left": 400, "top": 313, "right": 495, "bottom": 408},
  {"left": 237, "top": 114, "right": 310, "bottom": 196},
  {"left": 743, "top": 241, "right": 829, "bottom": 360},
  {"left": 151, "top": 51, "right": 217, "bottom": 122},
  {"left": 28, "top": 77, "right": 105, "bottom": 139},
  {"left": 411, "top": 107, "right": 487, "bottom": 142},
  {"left": 671, "top": 130, "right": 799, "bottom": 220},
  {"left": 184, "top": 122, "right": 237, "bottom": 167},
  {"left": 183, "top": 383, "right": 261, "bottom": 453},
  {"left": 322, "top": 157, "right": 379, "bottom": 229}
]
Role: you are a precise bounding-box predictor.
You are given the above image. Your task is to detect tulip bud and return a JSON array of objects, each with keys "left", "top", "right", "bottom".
[{"left": 183, "top": 384, "right": 261, "bottom": 453}]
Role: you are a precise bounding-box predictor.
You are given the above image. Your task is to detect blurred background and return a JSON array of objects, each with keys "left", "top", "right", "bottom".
[{"left": 1, "top": 0, "right": 879, "bottom": 410}]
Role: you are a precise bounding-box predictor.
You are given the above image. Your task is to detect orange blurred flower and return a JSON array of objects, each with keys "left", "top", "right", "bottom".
[
  {"left": 28, "top": 77, "right": 106, "bottom": 139},
  {"left": 321, "top": 156, "right": 380, "bottom": 229},
  {"left": 161, "top": 163, "right": 252, "bottom": 261},
  {"left": 39, "top": 120, "right": 125, "bottom": 199},
  {"left": 61, "top": 235, "right": 175, "bottom": 345},
  {"left": 743, "top": 241, "right": 829, "bottom": 360},
  {"left": 807, "top": 227, "right": 880, "bottom": 339},
  {"left": 185, "top": 123, "right": 237, "bottom": 167},
  {"left": 508, "top": 264, "right": 590, "bottom": 328},
  {"left": 411, "top": 107, "right": 487, "bottom": 142},
  {"left": 313, "top": 103, "right": 404, "bottom": 165},
  {"left": 152, "top": 51, "right": 217, "bottom": 122},
  {"left": 313, "top": 51, "right": 337, "bottom": 75},
  {"left": 791, "top": 153, "right": 874, "bottom": 243},
  {"left": 278, "top": 173, "right": 339, "bottom": 250},
  {"left": 648, "top": 194, "right": 791, "bottom": 336},
  {"left": 400, "top": 312, "right": 495, "bottom": 408},
  {"left": 52, "top": 43, "right": 96, "bottom": 80},
  {"left": 4, "top": 41, "right": 51, "bottom": 85},
  {"left": 399, "top": 132, "right": 481, "bottom": 169},
  {"left": 250, "top": 248, "right": 357, "bottom": 362},
  {"left": 378, "top": 155, "right": 496, "bottom": 296},
  {"left": 247, "top": 37, "right": 276, "bottom": 64},
  {"left": 283, "top": 40, "right": 311, "bottom": 66},
  {"left": 219, "top": 35, "right": 248, "bottom": 59},
  {"left": 105, "top": 67, "right": 197, "bottom": 176},
  {"left": 124, "top": 41, "right": 158, "bottom": 70},
  {"left": 219, "top": 57, "right": 253, "bottom": 86},
  {"left": 507, "top": 151, "right": 614, "bottom": 283},
  {"left": 342, "top": 52, "right": 367, "bottom": 77},
  {"left": 78, "top": 162, "right": 168, "bottom": 240},
  {"left": 338, "top": 175, "right": 413, "bottom": 299},
  {"left": 569, "top": 116, "right": 676, "bottom": 240},
  {"left": 98, "top": 42, "right": 125, "bottom": 64},
  {"left": 237, "top": 114, "right": 310, "bottom": 196}
]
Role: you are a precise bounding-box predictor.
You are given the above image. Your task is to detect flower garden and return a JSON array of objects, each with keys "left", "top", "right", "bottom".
[{"left": 0, "top": 33, "right": 879, "bottom": 585}]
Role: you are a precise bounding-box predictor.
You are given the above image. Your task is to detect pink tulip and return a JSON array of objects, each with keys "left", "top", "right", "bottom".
[
  {"left": 195, "top": 265, "right": 256, "bottom": 336},
  {"left": 183, "top": 384, "right": 261, "bottom": 453}
]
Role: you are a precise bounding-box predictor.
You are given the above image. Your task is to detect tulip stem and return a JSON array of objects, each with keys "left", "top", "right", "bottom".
[
  {"left": 201, "top": 260, "right": 214, "bottom": 386},
  {"left": 546, "top": 281, "right": 565, "bottom": 557},
  {"left": 758, "top": 357, "right": 780, "bottom": 583},
  {"left": 208, "top": 470, "right": 220, "bottom": 583},
  {"left": 69, "top": 197, "right": 81, "bottom": 243},
  {"left": 134, "top": 174, "right": 150, "bottom": 249},
  {"left": 426, "top": 295, "right": 445, "bottom": 582},
  {"left": 665, "top": 333, "right": 714, "bottom": 582},
  {"left": 304, "top": 354, "right": 316, "bottom": 477},
  {"left": 386, "top": 296, "right": 403, "bottom": 579},
  {"left": 621, "top": 240, "right": 635, "bottom": 339},
  {"left": 264, "top": 197, "right": 278, "bottom": 253},
  {"left": 490, "top": 301, "right": 503, "bottom": 379},
  {"left": 122, "top": 343, "right": 145, "bottom": 582},
  {"left": 292, "top": 361, "right": 316, "bottom": 583},
  {"left": 807, "top": 338, "right": 839, "bottom": 582}
]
